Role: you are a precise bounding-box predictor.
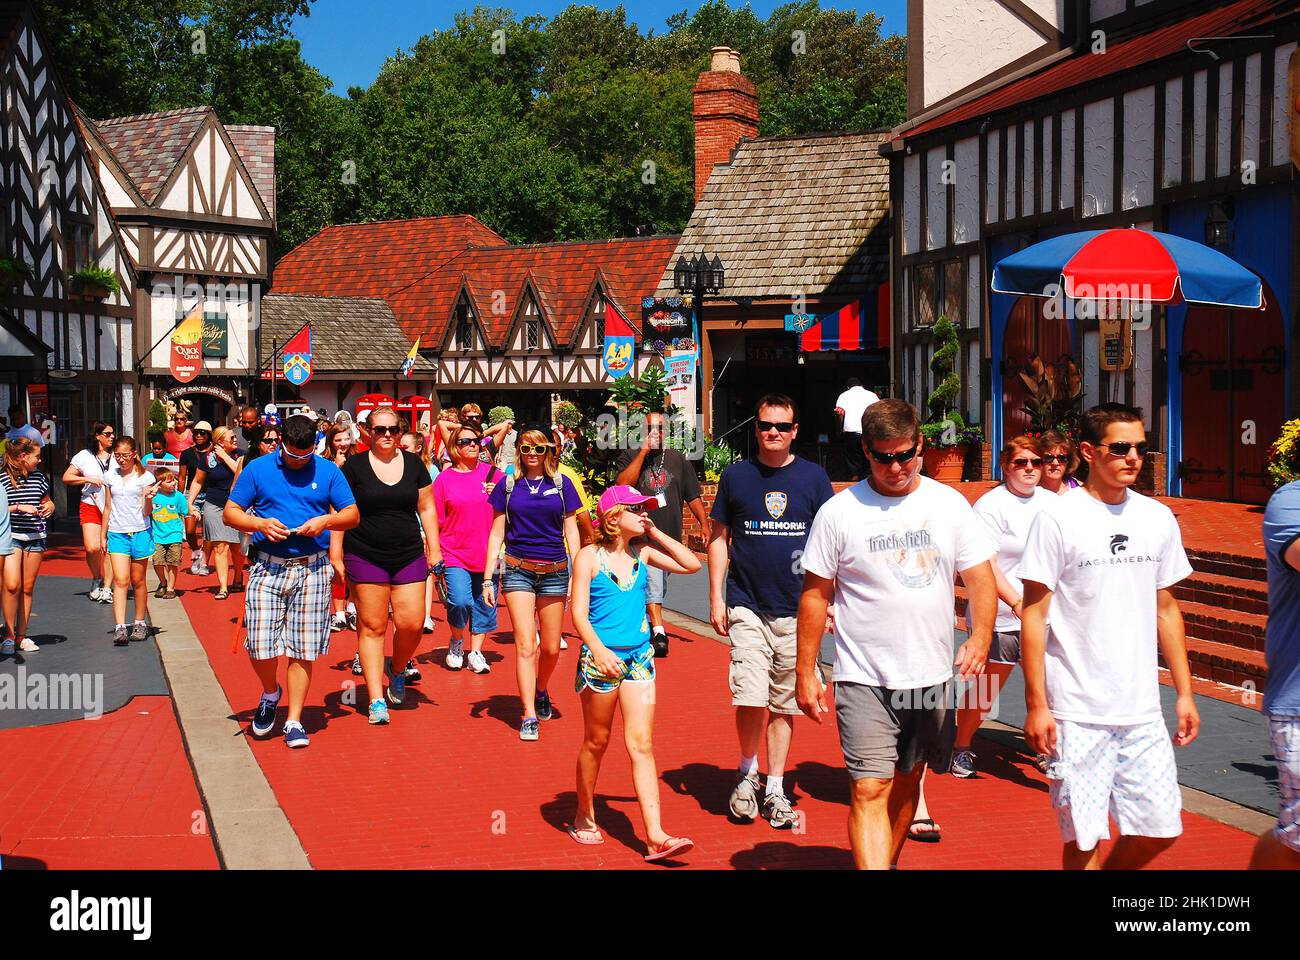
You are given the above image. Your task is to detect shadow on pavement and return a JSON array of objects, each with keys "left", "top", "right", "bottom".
[
  {"left": 661, "top": 762, "right": 740, "bottom": 818},
  {"left": 731, "top": 840, "right": 853, "bottom": 870},
  {"left": 470, "top": 693, "right": 523, "bottom": 728},
  {"left": 540, "top": 789, "right": 647, "bottom": 857}
]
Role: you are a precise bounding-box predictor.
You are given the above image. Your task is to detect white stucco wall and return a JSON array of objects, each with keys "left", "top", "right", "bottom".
[
  {"left": 1244, "top": 52, "right": 1262, "bottom": 172},
  {"left": 967, "top": 253, "right": 981, "bottom": 330},
  {"left": 1274, "top": 43, "right": 1297, "bottom": 168},
  {"left": 1041, "top": 115, "right": 1053, "bottom": 211},
  {"left": 923, "top": 0, "right": 1056, "bottom": 110},
  {"left": 903, "top": 152, "right": 920, "bottom": 255},
  {"left": 1022, "top": 120, "right": 1035, "bottom": 217},
  {"left": 1082, "top": 99, "right": 1114, "bottom": 217},
  {"left": 953, "top": 137, "right": 979, "bottom": 244},
  {"left": 1122, "top": 86, "right": 1155, "bottom": 210},
  {"left": 1090, "top": 0, "right": 1126, "bottom": 21},
  {"left": 1059, "top": 111, "right": 1074, "bottom": 208},
  {"left": 1005, "top": 125, "right": 1018, "bottom": 220},
  {"left": 1216, "top": 62, "right": 1232, "bottom": 179},
  {"left": 1192, "top": 70, "right": 1207, "bottom": 182},
  {"left": 926, "top": 148, "right": 947, "bottom": 249},
  {"left": 985, "top": 130, "right": 1000, "bottom": 223},
  {"left": 1163, "top": 78, "right": 1182, "bottom": 188}
]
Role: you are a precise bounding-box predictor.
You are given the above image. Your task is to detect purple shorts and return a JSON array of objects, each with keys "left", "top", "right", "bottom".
[{"left": 343, "top": 552, "right": 430, "bottom": 586}]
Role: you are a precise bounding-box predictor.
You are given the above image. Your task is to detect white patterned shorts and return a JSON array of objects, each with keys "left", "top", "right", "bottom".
[
  {"left": 1269, "top": 716, "right": 1300, "bottom": 853},
  {"left": 1047, "top": 718, "right": 1182, "bottom": 852},
  {"left": 243, "top": 552, "right": 333, "bottom": 662}
]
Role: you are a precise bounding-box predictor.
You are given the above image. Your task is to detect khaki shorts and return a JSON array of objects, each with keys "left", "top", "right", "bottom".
[
  {"left": 151, "top": 541, "right": 184, "bottom": 566},
  {"left": 727, "top": 606, "right": 799, "bottom": 715}
]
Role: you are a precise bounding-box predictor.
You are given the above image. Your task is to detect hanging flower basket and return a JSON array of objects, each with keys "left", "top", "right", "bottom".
[
  {"left": 68, "top": 266, "right": 120, "bottom": 301},
  {"left": 0, "top": 256, "right": 33, "bottom": 289}
]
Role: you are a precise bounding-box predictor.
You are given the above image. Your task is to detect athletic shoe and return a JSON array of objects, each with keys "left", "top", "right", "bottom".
[
  {"left": 651, "top": 631, "right": 669, "bottom": 659},
  {"left": 283, "top": 721, "right": 309, "bottom": 748},
  {"left": 89, "top": 581, "right": 102, "bottom": 601},
  {"left": 368, "top": 699, "right": 390, "bottom": 725},
  {"left": 98, "top": 586, "right": 113, "bottom": 604},
  {"left": 467, "top": 650, "right": 490, "bottom": 674},
  {"left": 446, "top": 639, "right": 464, "bottom": 671},
  {"left": 403, "top": 660, "right": 422, "bottom": 683},
  {"left": 330, "top": 613, "right": 347, "bottom": 633},
  {"left": 112, "top": 626, "right": 128, "bottom": 647},
  {"left": 729, "top": 772, "right": 762, "bottom": 821},
  {"left": 423, "top": 616, "right": 434, "bottom": 634},
  {"left": 519, "top": 718, "right": 539, "bottom": 741},
  {"left": 351, "top": 652, "right": 363, "bottom": 675},
  {"left": 17, "top": 639, "right": 39, "bottom": 653},
  {"left": 0, "top": 638, "right": 14, "bottom": 655},
  {"left": 385, "top": 664, "right": 406, "bottom": 705},
  {"left": 951, "top": 749, "right": 977, "bottom": 779},
  {"left": 129, "top": 622, "right": 149, "bottom": 642},
  {"left": 346, "top": 611, "right": 358, "bottom": 632},
  {"left": 189, "top": 557, "right": 201, "bottom": 576},
  {"left": 251, "top": 687, "right": 281, "bottom": 737},
  {"left": 535, "top": 690, "right": 553, "bottom": 720},
  {"left": 197, "top": 564, "right": 211, "bottom": 577},
  {"left": 761, "top": 792, "right": 798, "bottom": 830}
]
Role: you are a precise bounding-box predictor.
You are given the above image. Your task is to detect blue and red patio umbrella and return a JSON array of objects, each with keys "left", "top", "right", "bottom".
[{"left": 991, "top": 228, "right": 1263, "bottom": 309}]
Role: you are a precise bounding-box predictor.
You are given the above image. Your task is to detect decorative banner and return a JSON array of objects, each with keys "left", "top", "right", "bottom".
[
  {"left": 784, "top": 313, "right": 819, "bottom": 333},
  {"left": 602, "top": 335, "right": 635, "bottom": 378},
  {"left": 641, "top": 295, "right": 693, "bottom": 343},
  {"left": 400, "top": 336, "right": 420, "bottom": 378},
  {"left": 282, "top": 326, "right": 313, "bottom": 386},
  {"left": 170, "top": 303, "right": 204, "bottom": 383},
  {"left": 201, "top": 314, "right": 228, "bottom": 358}
]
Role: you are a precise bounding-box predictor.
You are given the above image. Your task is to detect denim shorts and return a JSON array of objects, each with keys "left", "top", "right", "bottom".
[
  {"left": 12, "top": 538, "right": 45, "bottom": 554},
  {"left": 444, "top": 566, "right": 499, "bottom": 634},
  {"left": 107, "top": 530, "right": 153, "bottom": 560},
  {"left": 646, "top": 564, "right": 668, "bottom": 604},
  {"left": 500, "top": 560, "right": 569, "bottom": 597}
]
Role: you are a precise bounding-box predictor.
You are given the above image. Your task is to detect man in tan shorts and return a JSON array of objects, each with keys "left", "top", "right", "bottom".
[{"left": 708, "top": 394, "right": 835, "bottom": 828}]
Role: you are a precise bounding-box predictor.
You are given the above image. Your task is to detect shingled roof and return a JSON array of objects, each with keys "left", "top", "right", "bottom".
[
  {"left": 388, "top": 235, "right": 680, "bottom": 348},
  {"left": 260, "top": 295, "right": 435, "bottom": 376},
  {"left": 92, "top": 106, "right": 211, "bottom": 203},
  {"left": 225, "top": 124, "right": 276, "bottom": 218},
  {"left": 272, "top": 216, "right": 507, "bottom": 300},
  {"left": 657, "top": 130, "right": 891, "bottom": 300}
]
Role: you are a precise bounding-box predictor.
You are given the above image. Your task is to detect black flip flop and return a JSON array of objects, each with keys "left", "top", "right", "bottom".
[{"left": 907, "top": 818, "right": 942, "bottom": 843}]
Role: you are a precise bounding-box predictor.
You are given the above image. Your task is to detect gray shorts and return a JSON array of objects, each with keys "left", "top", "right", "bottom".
[
  {"left": 834, "top": 680, "right": 956, "bottom": 780},
  {"left": 989, "top": 630, "right": 1021, "bottom": 664},
  {"left": 646, "top": 564, "right": 667, "bottom": 605}
]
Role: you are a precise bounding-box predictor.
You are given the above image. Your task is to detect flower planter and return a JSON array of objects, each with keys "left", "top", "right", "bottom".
[
  {"left": 922, "top": 444, "right": 968, "bottom": 483},
  {"left": 70, "top": 281, "right": 111, "bottom": 300}
]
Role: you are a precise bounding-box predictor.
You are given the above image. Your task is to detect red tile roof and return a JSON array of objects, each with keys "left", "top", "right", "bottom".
[
  {"left": 899, "top": 0, "right": 1295, "bottom": 142},
  {"left": 91, "top": 107, "right": 211, "bottom": 203},
  {"left": 271, "top": 215, "right": 678, "bottom": 350},
  {"left": 271, "top": 216, "right": 506, "bottom": 300}
]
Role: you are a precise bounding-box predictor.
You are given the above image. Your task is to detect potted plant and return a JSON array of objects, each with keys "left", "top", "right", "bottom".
[
  {"left": 0, "top": 256, "right": 33, "bottom": 289},
  {"left": 920, "top": 316, "right": 970, "bottom": 482},
  {"left": 68, "top": 265, "right": 120, "bottom": 300},
  {"left": 1019, "top": 352, "right": 1084, "bottom": 434},
  {"left": 1267, "top": 420, "right": 1300, "bottom": 489}
]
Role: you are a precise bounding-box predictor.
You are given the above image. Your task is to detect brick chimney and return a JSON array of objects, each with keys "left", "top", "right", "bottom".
[{"left": 692, "top": 46, "right": 759, "bottom": 202}]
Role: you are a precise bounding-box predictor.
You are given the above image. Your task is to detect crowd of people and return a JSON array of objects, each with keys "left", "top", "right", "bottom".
[{"left": 4, "top": 387, "right": 1295, "bottom": 871}]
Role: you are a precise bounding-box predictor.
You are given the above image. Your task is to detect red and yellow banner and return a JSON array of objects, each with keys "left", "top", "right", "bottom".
[{"left": 170, "top": 303, "right": 204, "bottom": 383}]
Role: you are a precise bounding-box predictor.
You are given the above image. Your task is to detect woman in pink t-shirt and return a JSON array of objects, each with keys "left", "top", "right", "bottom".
[{"left": 432, "top": 424, "right": 499, "bottom": 675}]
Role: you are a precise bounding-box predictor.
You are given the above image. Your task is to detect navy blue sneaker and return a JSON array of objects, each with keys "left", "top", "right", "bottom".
[
  {"left": 386, "top": 663, "right": 406, "bottom": 706},
  {"left": 283, "top": 721, "right": 309, "bottom": 748},
  {"left": 251, "top": 687, "right": 281, "bottom": 737},
  {"left": 519, "top": 718, "right": 539, "bottom": 741},
  {"left": 536, "top": 689, "right": 554, "bottom": 720}
]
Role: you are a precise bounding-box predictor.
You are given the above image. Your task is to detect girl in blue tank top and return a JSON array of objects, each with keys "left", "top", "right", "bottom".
[{"left": 567, "top": 484, "right": 702, "bottom": 862}]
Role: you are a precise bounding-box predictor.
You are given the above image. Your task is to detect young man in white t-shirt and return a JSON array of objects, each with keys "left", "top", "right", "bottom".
[
  {"left": 833, "top": 379, "right": 880, "bottom": 482},
  {"left": 1019, "top": 403, "right": 1198, "bottom": 870},
  {"left": 796, "top": 398, "right": 998, "bottom": 869}
]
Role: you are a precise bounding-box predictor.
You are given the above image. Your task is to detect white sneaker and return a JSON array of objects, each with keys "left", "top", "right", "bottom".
[
  {"left": 346, "top": 611, "right": 358, "bottom": 632},
  {"left": 198, "top": 564, "right": 211, "bottom": 577},
  {"left": 446, "top": 640, "right": 464, "bottom": 671},
  {"left": 0, "top": 638, "right": 14, "bottom": 655},
  {"left": 467, "top": 650, "right": 490, "bottom": 674},
  {"left": 18, "top": 639, "right": 39, "bottom": 653},
  {"left": 89, "top": 584, "right": 103, "bottom": 602},
  {"left": 329, "top": 613, "right": 347, "bottom": 633},
  {"left": 423, "top": 616, "right": 435, "bottom": 634},
  {"left": 99, "top": 586, "right": 113, "bottom": 604},
  {"left": 190, "top": 557, "right": 201, "bottom": 575}
]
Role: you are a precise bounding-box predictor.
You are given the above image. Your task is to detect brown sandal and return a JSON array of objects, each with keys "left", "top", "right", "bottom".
[{"left": 215, "top": 589, "right": 229, "bottom": 600}]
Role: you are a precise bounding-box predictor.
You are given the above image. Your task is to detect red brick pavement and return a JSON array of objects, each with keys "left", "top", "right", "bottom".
[
  {"left": 176, "top": 571, "right": 1255, "bottom": 870},
  {"left": 0, "top": 695, "right": 220, "bottom": 870}
]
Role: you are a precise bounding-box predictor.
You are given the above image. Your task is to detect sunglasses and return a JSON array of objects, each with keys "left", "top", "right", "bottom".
[
  {"left": 280, "top": 448, "right": 316, "bottom": 462},
  {"left": 518, "top": 444, "right": 551, "bottom": 455},
  {"left": 455, "top": 437, "right": 481, "bottom": 448},
  {"left": 756, "top": 420, "right": 795, "bottom": 434},
  {"left": 1043, "top": 454, "right": 1070, "bottom": 465},
  {"left": 369, "top": 425, "right": 401, "bottom": 437},
  {"left": 1011, "top": 457, "right": 1044, "bottom": 469},
  {"left": 1103, "top": 441, "right": 1149, "bottom": 458},
  {"left": 624, "top": 503, "right": 648, "bottom": 514},
  {"left": 98, "top": 431, "right": 115, "bottom": 437},
  {"left": 463, "top": 414, "right": 482, "bottom": 422},
  {"left": 261, "top": 436, "right": 281, "bottom": 445},
  {"left": 866, "top": 442, "right": 920, "bottom": 466}
]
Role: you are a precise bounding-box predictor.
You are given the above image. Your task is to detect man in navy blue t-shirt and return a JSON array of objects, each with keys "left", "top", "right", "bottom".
[{"left": 708, "top": 393, "right": 834, "bottom": 828}]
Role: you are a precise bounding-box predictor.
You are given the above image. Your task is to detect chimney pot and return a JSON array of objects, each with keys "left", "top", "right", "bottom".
[{"left": 710, "top": 46, "right": 741, "bottom": 73}]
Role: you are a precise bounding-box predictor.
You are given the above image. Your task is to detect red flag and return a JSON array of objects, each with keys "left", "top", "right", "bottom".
[{"left": 605, "top": 299, "right": 636, "bottom": 337}]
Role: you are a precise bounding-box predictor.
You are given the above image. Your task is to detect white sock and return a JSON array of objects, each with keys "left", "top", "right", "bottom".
[
  {"left": 346, "top": 602, "right": 357, "bottom": 615},
  {"left": 766, "top": 775, "right": 784, "bottom": 797},
  {"left": 738, "top": 754, "right": 758, "bottom": 777},
  {"left": 134, "top": 619, "right": 147, "bottom": 626},
  {"left": 115, "top": 623, "right": 125, "bottom": 630},
  {"left": 262, "top": 687, "right": 281, "bottom": 703},
  {"left": 652, "top": 625, "right": 666, "bottom": 637}
]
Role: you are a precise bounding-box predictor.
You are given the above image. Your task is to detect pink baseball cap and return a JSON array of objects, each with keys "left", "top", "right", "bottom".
[{"left": 597, "top": 484, "right": 656, "bottom": 515}]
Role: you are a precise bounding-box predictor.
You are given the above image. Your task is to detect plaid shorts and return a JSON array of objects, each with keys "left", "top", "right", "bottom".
[
  {"left": 243, "top": 552, "right": 333, "bottom": 661},
  {"left": 1269, "top": 715, "right": 1300, "bottom": 853}
]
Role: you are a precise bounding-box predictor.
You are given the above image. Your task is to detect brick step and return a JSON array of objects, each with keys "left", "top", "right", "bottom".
[
  {"left": 1186, "top": 548, "right": 1266, "bottom": 583},
  {"left": 1171, "top": 635, "right": 1268, "bottom": 692},
  {"left": 1171, "top": 571, "right": 1269, "bottom": 616},
  {"left": 1179, "top": 599, "right": 1267, "bottom": 653}
]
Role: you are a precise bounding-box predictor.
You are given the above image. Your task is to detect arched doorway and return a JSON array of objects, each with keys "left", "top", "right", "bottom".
[
  {"left": 1179, "top": 284, "right": 1285, "bottom": 505},
  {"left": 1001, "top": 296, "right": 1073, "bottom": 442}
]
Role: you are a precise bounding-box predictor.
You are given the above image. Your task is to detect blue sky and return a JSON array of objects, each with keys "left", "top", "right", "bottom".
[{"left": 292, "top": 0, "right": 908, "bottom": 93}]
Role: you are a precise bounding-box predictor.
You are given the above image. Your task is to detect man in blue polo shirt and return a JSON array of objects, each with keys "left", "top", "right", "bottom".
[
  {"left": 224, "top": 413, "right": 359, "bottom": 748},
  {"left": 1252, "top": 481, "right": 1300, "bottom": 868},
  {"left": 709, "top": 393, "right": 835, "bottom": 828}
]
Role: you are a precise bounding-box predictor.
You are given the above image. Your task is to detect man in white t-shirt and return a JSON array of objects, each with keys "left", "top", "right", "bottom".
[
  {"left": 796, "top": 398, "right": 998, "bottom": 869},
  {"left": 6, "top": 404, "right": 43, "bottom": 447},
  {"left": 833, "top": 379, "right": 880, "bottom": 481},
  {"left": 1019, "top": 403, "right": 1198, "bottom": 870}
]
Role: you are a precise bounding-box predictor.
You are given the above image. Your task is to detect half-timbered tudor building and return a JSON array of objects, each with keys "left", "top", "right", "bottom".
[
  {"left": 0, "top": 0, "right": 274, "bottom": 498},
  {"left": 270, "top": 216, "right": 678, "bottom": 425},
  {"left": 886, "top": 0, "right": 1298, "bottom": 503}
]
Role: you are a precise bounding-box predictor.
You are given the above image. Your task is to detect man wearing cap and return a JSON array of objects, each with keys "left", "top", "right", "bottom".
[
  {"left": 615, "top": 410, "right": 708, "bottom": 658},
  {"left": 834, "top": 378, "right": 881, "bottom": 481},
  {"left": 180, "top": 421, "right": 214, "bottom": 576},
  {"left": 224, "top": 413, "right": 360, "bottom": 748},
  {"left": 709, "top": 393, "right": 835, "bottom": 828}
]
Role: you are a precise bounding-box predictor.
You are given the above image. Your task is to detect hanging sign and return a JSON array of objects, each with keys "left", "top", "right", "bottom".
[
  {"left": 641, "top": 296, "right": 693, "bottom": 344},
  {"left": 602, "top": 336, "right": 636, "bottom": 378},
  {"left": 282, "top": 326, "right": 313, "bottom": 386},
  {"left": 664, "top": 349, "right": 698, "bottom": 415},
  {"left": 170, "top": 304, "right": 204, "bottom": 383},
  {"left": 1098, "top": 305, "right": 1133, "bottom": 372},
  {"left": 784, "top": 313, "right": 820, "bottom": 333}
]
